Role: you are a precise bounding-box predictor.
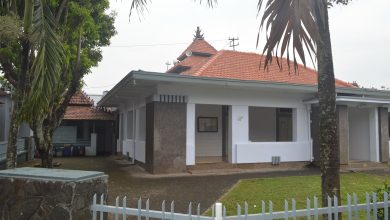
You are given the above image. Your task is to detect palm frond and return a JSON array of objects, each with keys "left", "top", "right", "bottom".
[
  {"left": 129, "top": 0, "right": 218, "bottom": 19},
  {"left": 26, "top": 0, "right": 65, "bottom": 117},
  {"left": 257, "top": 0, "right": 319, "bottom": 72}
]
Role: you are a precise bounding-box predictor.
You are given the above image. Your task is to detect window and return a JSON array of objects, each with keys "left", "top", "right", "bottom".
[
  {"left": 249, "top": 107, "right": 293, "bottom": 142},
  {"left": 127, "top": 110, "right": 134, "bottom": 139}
]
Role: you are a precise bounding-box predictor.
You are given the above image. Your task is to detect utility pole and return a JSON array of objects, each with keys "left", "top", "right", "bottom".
[
  {"left": 229, "top": 37, "right": 239, "bottom": 51},
  {"left": 165, "top": 61, "right": 171, "bottom": 71}
]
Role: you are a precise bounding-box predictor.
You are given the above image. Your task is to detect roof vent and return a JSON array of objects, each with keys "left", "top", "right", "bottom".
[{"left": 185, "top": 50, "right": 192, "bottom": 57}]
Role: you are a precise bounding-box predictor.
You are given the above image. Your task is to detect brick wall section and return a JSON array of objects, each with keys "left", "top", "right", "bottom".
[
  {"left": 145, "top": 102, "right": 187, "bottom": 173},
  {"left": 378, "top": 107, "right": 389, "bottom": 163}
]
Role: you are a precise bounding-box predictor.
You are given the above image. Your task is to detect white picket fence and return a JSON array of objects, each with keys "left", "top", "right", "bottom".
[{"left": 90, "top": 192, "right": 389, "bottom": 220}]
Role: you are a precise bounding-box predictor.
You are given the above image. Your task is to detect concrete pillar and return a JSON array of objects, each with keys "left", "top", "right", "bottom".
[
  {"left": 186, "top": 103, "right": 196, "bottom": 165},
  {"left": 378, "top": 107, "right": 389, "bottom": 163},
  {"left": 145, "top": 102, "right": 187, "bottom": 174},
  {"left": 337, "top": 105, "right": 349, "bottom": 165}
]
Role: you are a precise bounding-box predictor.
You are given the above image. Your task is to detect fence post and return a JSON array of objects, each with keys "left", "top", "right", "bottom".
[{"left": 215, "top": 203, "right": 223, "bottom": 220}]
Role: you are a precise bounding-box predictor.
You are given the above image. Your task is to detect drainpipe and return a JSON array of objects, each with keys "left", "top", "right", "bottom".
[{"left": 306, "top": 104, "right": 313, "bottom": 162}]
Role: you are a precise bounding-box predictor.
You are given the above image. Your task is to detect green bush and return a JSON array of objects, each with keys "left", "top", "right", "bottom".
[{"left": 373, "top": 183, "right": 390, "bottom": 220}]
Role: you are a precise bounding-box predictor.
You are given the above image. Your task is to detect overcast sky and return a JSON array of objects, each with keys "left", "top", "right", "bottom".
[{"left": 83, "top": 0, "right": 390, "bottom": 94}]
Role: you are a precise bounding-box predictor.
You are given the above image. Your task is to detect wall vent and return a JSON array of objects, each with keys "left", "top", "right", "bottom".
[
  {"left": 271, "top": 156, "right": 281, "bottom": 165},
  {"left": 149, "top": 94, "right": 188, "bottom": 103}
]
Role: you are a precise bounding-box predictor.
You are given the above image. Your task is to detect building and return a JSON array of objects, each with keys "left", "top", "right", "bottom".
[
  {"left": 98, "top": 28, "right": 390, "bottom": 174},
  {"left": 53, "top": 91, "right": 116, "bottom": 156},
  {"left": 0, "top": 90, "right": 33, "bottom": 165}
]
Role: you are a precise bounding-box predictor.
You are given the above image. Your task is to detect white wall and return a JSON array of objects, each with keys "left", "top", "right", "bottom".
[
  {"left": 349, "top": 107, "right": 370, "bottom": 161},
  {"left": 119, "top": 102, "right": 146, "bottom": 163},
  {"left": 231, "top": 105, "right": 249, "bottom": 163},
  {"left": 236, "top": 141, "right": 311, "bottom": 163},
  {"left": 195, "top": 104, "right": 222, "bottom": 157},
  {"left": 186, "top": 103, "right": 196, "bottom": 165}
]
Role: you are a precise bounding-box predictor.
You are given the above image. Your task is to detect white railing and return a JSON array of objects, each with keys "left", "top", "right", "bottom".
[{"left": 91, "top": 192, "right": 389, "bottom": 220}]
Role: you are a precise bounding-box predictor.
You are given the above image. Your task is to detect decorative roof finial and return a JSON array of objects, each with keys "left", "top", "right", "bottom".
[{"left": 193, "top": 26, "right": 204, "bottom": 41}]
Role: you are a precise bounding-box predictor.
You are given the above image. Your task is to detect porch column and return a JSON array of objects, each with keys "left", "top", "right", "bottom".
[
  {"left": 369, "top": 107, "right": 380, "bottom": 162},
  {"left": 186, "top": 103, "right": 196, "bottom": 165},
  {"left": 378, "top": 107, "right": 389, "bottom": 163},
  {"left": 337, "top": 105, "right": 349, "bottom": 165},
  {"left": 145, "top": 96, "right": 187, "bottom": 174},
  {"left": 230, "top": 105, "right": 248, "bottom": 164}
]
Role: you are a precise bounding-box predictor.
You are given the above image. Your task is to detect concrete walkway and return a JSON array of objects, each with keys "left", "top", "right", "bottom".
[{"left": 20, "top": 156, "right": 389, "bottom": 213}]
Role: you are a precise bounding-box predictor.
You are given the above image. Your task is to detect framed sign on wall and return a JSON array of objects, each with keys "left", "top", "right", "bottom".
[{"left": 197, "top": 117, "right": 218, "bottom": 132}]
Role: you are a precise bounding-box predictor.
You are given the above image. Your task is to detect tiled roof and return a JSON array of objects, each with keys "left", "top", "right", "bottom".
[
  {"left": 177, "top": 39, "right": 217, "bottom": 61},
  {"left": 189, "top": 50, "right": 354, "bottom": 87},
  {"left": 167, "top": 55, "right": 213, "bottom": 75},
  {"left": 64, "top": 106, "right": 115, "bottom": 121},
  {"left": 69, "top": 91, "right": 94, "bottom": 106},
  {"left": 168, "top": 39, "right": 354, "bottom": 88}
]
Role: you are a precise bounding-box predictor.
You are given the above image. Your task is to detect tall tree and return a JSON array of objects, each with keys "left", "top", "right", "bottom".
[
  {"left": 256, "top": 0, "right": 349, "bottom": 211},
  {"left": 30, "top": 0, "right": 116, "bottom": 167},
  {"left": 0, "top": 0, "right": 116, "bottom": 167},
  {"left": 0, "top": 0, "right": 65, "bottom": 168}
]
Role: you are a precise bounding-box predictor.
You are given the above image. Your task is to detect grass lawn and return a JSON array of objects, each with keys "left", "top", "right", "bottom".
[{"left": 212, "top": 173, "right": 389, "bottom": 216}]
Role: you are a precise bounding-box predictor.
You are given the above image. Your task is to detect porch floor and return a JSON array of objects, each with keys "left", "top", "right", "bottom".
[
  {"left": 187, "top": 161, "right": 312, "bottom": 175},
  {"left": 342, "top": 160, "right": 389, "bottom": 170},
  {"left": 195, "top": 156, "right": 224, "bottom": 164}
]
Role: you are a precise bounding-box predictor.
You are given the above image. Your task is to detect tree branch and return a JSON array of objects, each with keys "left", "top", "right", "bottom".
[{"left": 55, "top": 0, "right": 69, "bottom": 24}]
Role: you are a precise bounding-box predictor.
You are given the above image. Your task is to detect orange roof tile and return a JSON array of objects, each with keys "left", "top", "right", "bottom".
[
  {"left": 168, "top": 38, "right": 354, "bottom": 87},
  {"left": 190, "top": 50, "right": 353, "bottom": 87},
  {"left": 177, "top": 39, "right": 217, "bottom": 61},
  {"left": 69, "top": 91, "right": 94, "bottom": 106},
  {"left": 64, "top": 106, "right": 115, "bottom": 121}
]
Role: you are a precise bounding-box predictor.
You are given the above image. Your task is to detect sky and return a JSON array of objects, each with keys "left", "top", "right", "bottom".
[{"left": 83, "top": 0, "right": 390, "bottom": 94}]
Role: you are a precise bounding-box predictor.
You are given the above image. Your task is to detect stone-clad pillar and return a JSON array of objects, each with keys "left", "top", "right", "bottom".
[
  {"left": 337, "top": 105, "right": 349, "bottom": 165},
  {"left": 378, "top": 107, "right": 389, "bottom": 163},
  {"left": 145, "top": 96, "right": 187, "bottom": 174}
]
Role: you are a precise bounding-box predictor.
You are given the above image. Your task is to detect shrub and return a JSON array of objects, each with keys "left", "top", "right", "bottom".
[{"left": 373, "top": 183, "right": 390, "bottom": 220}]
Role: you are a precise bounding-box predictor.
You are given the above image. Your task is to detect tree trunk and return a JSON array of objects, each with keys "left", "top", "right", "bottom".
[
  {"left": 32, "top": 117, "right": 54, "bottom": 168},
  {"left": 316, "top": 0, "right": 341, "bottom": 217},
  {"left": 6, "top": 103, "right": 20, "bottom": 168}
]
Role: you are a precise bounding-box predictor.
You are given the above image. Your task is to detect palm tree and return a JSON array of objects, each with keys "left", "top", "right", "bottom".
[
  {"left": 0, "top": 0, "right": 64, "bottom": 168},
  {"left": 129, "top": 0, "right": 350, "bottom": 210},
  {"left": 257, "top": 0, "right": 351, "bottom": 210}
]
